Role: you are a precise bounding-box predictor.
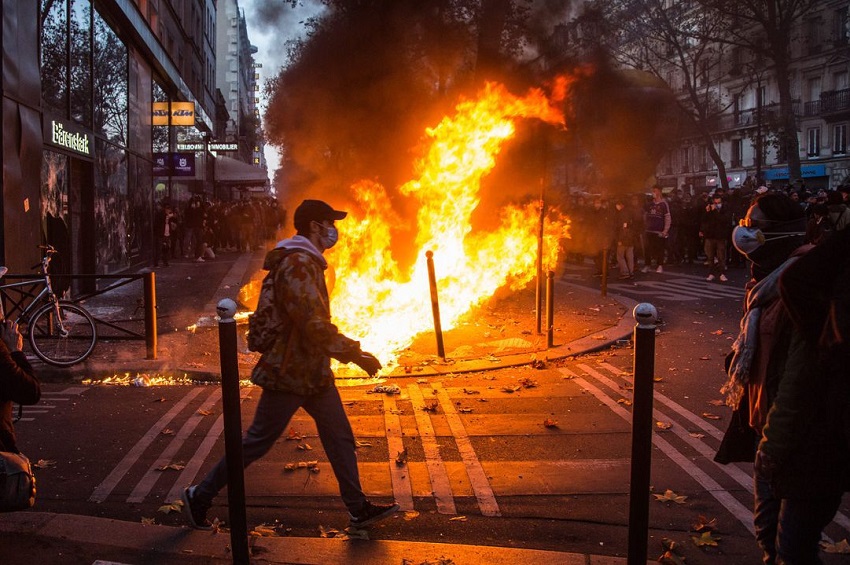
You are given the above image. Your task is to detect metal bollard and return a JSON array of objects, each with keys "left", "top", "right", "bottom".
[
  {"left": 216, "top": 299, "right": 249, "bottom": 565},
  {"left": 546, "top": 270, "right": 555, "bottom": 348},
  {"left": 627, "top": 303, "right": 659, "bottom": 565},
  {"left": 143, "top": 271, "right": 157, "bottom": 359},
  {"left": 425, "top": 251, "right": 446, "bottom": 359}
]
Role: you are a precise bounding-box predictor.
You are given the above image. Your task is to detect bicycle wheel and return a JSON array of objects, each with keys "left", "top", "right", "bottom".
[{"left": 28, "top": 301, "right": 97, "bottom": 367}]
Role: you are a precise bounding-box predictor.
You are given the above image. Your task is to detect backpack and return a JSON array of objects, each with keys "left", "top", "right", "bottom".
[{"left": 247, "top": 250, "right": 295, "bottom": 353}]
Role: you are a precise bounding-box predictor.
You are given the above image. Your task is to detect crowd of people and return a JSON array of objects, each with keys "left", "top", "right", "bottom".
[
  {"left": 561, "top": 182, "right": 850, "bottom": 281},
  {"left": 153, "top": 196, "right": 283, "bottom": 267}
]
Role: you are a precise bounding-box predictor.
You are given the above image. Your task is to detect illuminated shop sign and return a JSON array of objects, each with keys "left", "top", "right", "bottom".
[
  {"left": 44, "top": 118, "right": 93, "bottom": 158},
  {"left": 153, "top": 152, "right": 196, "bottom": 177},
  {"left": 175, "top": 141, "right": 238, "bottom": 152},
  {"left": 152, "top": 101, "right": 196, "bottom": 126},
  {"left": 208, "top": 142, "right": 237, "bottom": 152}
]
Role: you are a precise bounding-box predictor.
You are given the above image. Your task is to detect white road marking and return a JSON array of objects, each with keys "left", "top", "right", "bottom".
[
  {"left": 432, "top": 382, "right": 500, "bottom": 517},
  {"left": 408, "top": 383, "right": 457, "bottom": 515},
  {"left": 126, "top": 388, "right": 223, "bottom": 503},
  {"left": 90, "top": 387, "right": 205, "bottom": 503},
  {"left": 382, "top": 394, "right": 414, "bottom": 512}
]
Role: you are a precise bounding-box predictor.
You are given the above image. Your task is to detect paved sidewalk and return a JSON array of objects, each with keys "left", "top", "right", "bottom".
[{"left": 7, "top": 249, "right": 646, "bottom": 565}]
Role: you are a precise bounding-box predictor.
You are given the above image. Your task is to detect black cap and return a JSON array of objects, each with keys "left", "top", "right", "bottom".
[{"left": 293, "top": 199, "right": 347, "bottom": 232}]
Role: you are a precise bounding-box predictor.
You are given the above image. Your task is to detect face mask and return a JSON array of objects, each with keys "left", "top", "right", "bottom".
[
  {"left": 323, "top": 226, "right": 339, "bottom": 249},
  {"left": 313, "top": 221, "right": 338, "bottom": 249},
  {"left": 731, "top": 225, "right": 805, "bottom": 256}
]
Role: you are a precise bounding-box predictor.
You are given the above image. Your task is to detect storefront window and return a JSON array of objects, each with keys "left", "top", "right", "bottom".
[
  {"left": 70, "top": 0, "right": 92, "bottom": 127},
  {"left": 95, "top": 139, "right": 129, "bottom": 272},
  {"left": 41, "top": 0, "right": 68, "bottom": 117},
  {"left": 93, "top": 8, "right": 127, "bottom": 146}
]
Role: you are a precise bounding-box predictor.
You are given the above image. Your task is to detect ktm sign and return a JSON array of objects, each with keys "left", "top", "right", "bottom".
[{"left": 152, "top": 102, "right": 195, "bottom": 126}]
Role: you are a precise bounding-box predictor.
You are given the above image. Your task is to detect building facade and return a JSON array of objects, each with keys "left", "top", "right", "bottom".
[
  {"left": 653, "top": 1, "right": 850, "bottom": 193},
  {"left": 1, "top": 0, "right": 223, "bottom": 278}
]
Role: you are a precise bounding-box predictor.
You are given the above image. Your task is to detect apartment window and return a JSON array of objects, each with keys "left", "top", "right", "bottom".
[
  {"left": 835, "top": 71, "right": 849, "bottom": 91},
  {"left": 807, "top": 17, "right": 824, "bottom": 54},
  {"left": 731, "top": 139, "right": 743, "bottom": 167},
  {"left": 835, "top": 7, "right": 850, "bottom": 46},
  {"left": 808, "top": 127, "right": 821, "bottom": 157},
  {"left": 835, "top": 124, "right": 847, "bottom": 154}
]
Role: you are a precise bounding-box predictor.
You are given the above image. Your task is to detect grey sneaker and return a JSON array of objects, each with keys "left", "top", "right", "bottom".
[
  {"left": 348, "top": 501, "right": 400, "bottom": 528},
  {"left": 181, "top": 485, "right": 213, "bottom": 530}
]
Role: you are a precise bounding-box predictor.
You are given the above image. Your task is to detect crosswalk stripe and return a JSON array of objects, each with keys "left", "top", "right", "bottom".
[
  {"left": 432, "top": 382, "right": 500, "bottom": 517},
  {"left": 89, "top": 387, "right": 205, "bottom": 503},
  {"left": 408, "top": 383, "right": 457, "bottom": 515},
  {"left": 164, "top": 386, "right": 254, "bottom": 504},
  {"left": 564, "top": 368, "right": 757, "bottom": 534},
  {"left": 382, "top": 394, "right": 414, "bottom": 511},
  {"left": 126, "top": 388, "right": 222, "bottom": 503}
]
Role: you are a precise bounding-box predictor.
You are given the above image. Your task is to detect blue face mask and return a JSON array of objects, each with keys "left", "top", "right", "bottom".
[
  {"left": 323, "top": 226, "right": 339, "bottom": 249},
  {"left": 731, "top": 225, "right": 805, "bottom": 256}
]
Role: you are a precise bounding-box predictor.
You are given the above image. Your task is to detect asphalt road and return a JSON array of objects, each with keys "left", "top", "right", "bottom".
[{"left": 10, "top": 260, "right": 850, "bottom": 565}]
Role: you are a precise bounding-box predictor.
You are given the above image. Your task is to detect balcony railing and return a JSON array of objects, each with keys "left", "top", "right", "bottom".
[{"left": 820, "top": 88, "right": 850, "bottom": 114}]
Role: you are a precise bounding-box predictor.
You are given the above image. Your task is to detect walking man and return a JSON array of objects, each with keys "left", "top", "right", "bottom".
[
  {"left": 641, "top": 185, "right": 671, "bottom": 273},
  {"left": 182, "top": 199, "right": 399, "bottom": 530}
]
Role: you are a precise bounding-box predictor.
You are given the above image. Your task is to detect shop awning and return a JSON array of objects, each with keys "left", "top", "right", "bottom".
[{"left": 214, "top": 156, "right": 269, "bottom": 186}]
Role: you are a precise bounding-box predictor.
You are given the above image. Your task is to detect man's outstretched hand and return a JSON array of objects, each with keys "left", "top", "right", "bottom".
[{"left": 355, "top": 352, "right": 382, "bottom": 376}]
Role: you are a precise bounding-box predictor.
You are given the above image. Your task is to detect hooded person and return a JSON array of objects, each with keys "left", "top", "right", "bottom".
[
  {"left": 181, "top": 199, "right": 400, "bottom": 531},
  {"left": 716, "top": 192, "right": 845, "bottom": 564}
]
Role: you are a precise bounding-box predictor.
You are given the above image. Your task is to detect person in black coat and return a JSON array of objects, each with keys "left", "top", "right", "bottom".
[{"left": 0, "top": 319, "right": 40, "bottom": 453}]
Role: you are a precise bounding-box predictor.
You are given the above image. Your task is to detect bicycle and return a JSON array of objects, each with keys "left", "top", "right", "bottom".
[{"left": 0, "top": 245, "right": 97, "bottom": 367}]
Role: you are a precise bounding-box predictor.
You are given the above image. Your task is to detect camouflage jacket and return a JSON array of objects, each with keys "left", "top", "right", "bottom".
[{"left": 250, "top": 237, "right": 363, "bottom": 395}]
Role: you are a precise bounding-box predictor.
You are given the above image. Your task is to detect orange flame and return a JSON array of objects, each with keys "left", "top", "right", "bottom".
[{"left": 326, "top": 78, "right": 578, "bottom": 371}]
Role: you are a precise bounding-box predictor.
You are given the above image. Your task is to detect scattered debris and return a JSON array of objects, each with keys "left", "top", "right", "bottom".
[
  {"left": 654, "top": 489, "right": 687, "bottom": 504},
  {"left": 543, "top": 418, "right": 559, "bottom": 428},
  {"left": 33, "top": 459, "right": 56, "bottom": 469},
  {"left": 156, "top": 462, "right": 186, "bottom": 472},
  {"left": 422, "top": 399, "right": 439, "bottom": 412},
  {"left": 656, "top": 421, "right": 673, "bottom": 431},
  {"left": 691, "top": 531, "right": 720, "bottom": 547},
  {"left": 395, "top": 448, "right": 408, "bottom": 467},
  {"left": 518, "top": 377, "right": 538, "bottom": 388},
  {"left": 658, "top": 538, "right": 686, "bottom": 565},
  {"left": 369, "top": 384, "right": 401, "bottom": 395},
  {"left": 701, "top": 413, "right": 721, "bottom": 420},
  {"left": 355, "top": 440, "right": 373, "bottom": 448},
  {"left": 617, "top": 398, "right": 632, "bottom": 406},
  {"left": 692, "top": 515, "right": 717, "bottom": 532},
  {"left": 157, "top": 500, "right": 183, "bottom": 514},
  {"left": 821, "top": 539, "right": 850, "bottom": 554}
]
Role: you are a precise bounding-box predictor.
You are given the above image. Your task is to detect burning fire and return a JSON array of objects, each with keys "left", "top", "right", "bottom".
[{"left": 326, "top": 77, "right": 577, "bottom": 370}]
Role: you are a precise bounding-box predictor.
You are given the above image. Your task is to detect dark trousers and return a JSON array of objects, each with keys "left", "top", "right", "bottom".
[
  {"left": 644, "top": 232, "right": 666, "bottom": 267},
  {"left": 754, "top": 474, "right": 843, "bottom": 564},
  {"left": 195, "top": 385, "right": 366, "bottom": 514}
]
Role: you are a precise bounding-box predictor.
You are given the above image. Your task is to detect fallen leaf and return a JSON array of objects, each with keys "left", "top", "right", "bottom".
[
  {"left": 33, "top": 459, "right": 57, "bottom": 469},
  {"left": 699, "top": 356, "right": 711, "bottom": 361},
  {"left": 396, "top": 448, "right": 408, "bottom": 467},
  {"left": 458, "top": 407, "right": 474, "bottom": 413},
  {"left": 286, "top": 430, "right": 303, "bottom": 441},
  {"left": 653, "top": 376, "right": 664, "bottom": 382},
  {"left": 462, "top": 388, "right": 480, "bottom": 395},
  {"left": 161, "top": 428, "right": 175, "bottom": 436},
  {"left": 156, "top": 463, "right": 185, "bottom": 472},
  {"left": 153, "top": 397, "right": 167, "bottom": 403},
  {"left": 821, "top": 539, "right": 850, "bottom": 554},
  {"left": 141, "top": 517, "right": 156, "bottom": 525},
  {"left": 284, "top": 463, "right": 296, "bottom": 472},
  {"left": 422, "top": 399, "right": 439, "bottom": 412},
  {"left": 654, "top": 489, "right": 687, "bottom": 504},
  {"left": 702, "top": 412, "right": 722, "bottom": 420},
  {"left": 297, "top": 443, "right": 313, "bottom": 451},
  {"left": 543, "top": 418, "right": 559, "bottom": 428},
  {"left": 692, "top": 515, "right": 717, "bottom": 532},
  {"left": 691, "top": 531, "right": 720, "bottom": 547},
  {"left": 501, "top": 385, "right": 521, "bottom": 393},
  {"left": 196, "top": 409, "right": 211, "bottom": 416},
  {"left": 617, "top": 398, "right": 633, "bottom": 406},
  {"left": 157, "top": 500, "right": 183, "bottom": 514},
  {"left": 656, "top": 421, "right": 673, "bottom": 430},
  {"left": 449, "top": 516, "right": 467, "bottom": 521},
  {"left": 343, "top": 526, "right": 370, "bottom": 540},
  {"left": 251, "top": 524, "right": 280, "bottom": 537},
  {"left": 658, "top": 537, "right": 687, "bottom": 565},
  {"left": 708, "top": 399, "right": 725, "bottom": 406},
  {"left": 403, "top": 510, "right": 420, "bottom": 521},
  {"left": 355, "top": 440, "right": 372, "bottom": 448},
  {"left": 689, "top": 432, "right": 706, "bottom": 439},
  {"left": 711, "top": 330, "right": 723, "bottom": 335},
  {"left": 519, "top": 377, "right": 538, "bottom": 388}
]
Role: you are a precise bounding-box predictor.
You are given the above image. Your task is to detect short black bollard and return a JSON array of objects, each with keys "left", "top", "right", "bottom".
[
  {"left": 546, "top": 270, "right": 555, "bottom": 348},
  {"left": 143, "top": 271, "right": 157, "bottom": 359},
  {"left": 425, "top": 251, "right": 446, "bottom": 359},
  {"left": 216, "top": 299, "right": 249, "bottom": 565},
  {"left": 627, "top": 303, "right": 659, "bottom": 565}
]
